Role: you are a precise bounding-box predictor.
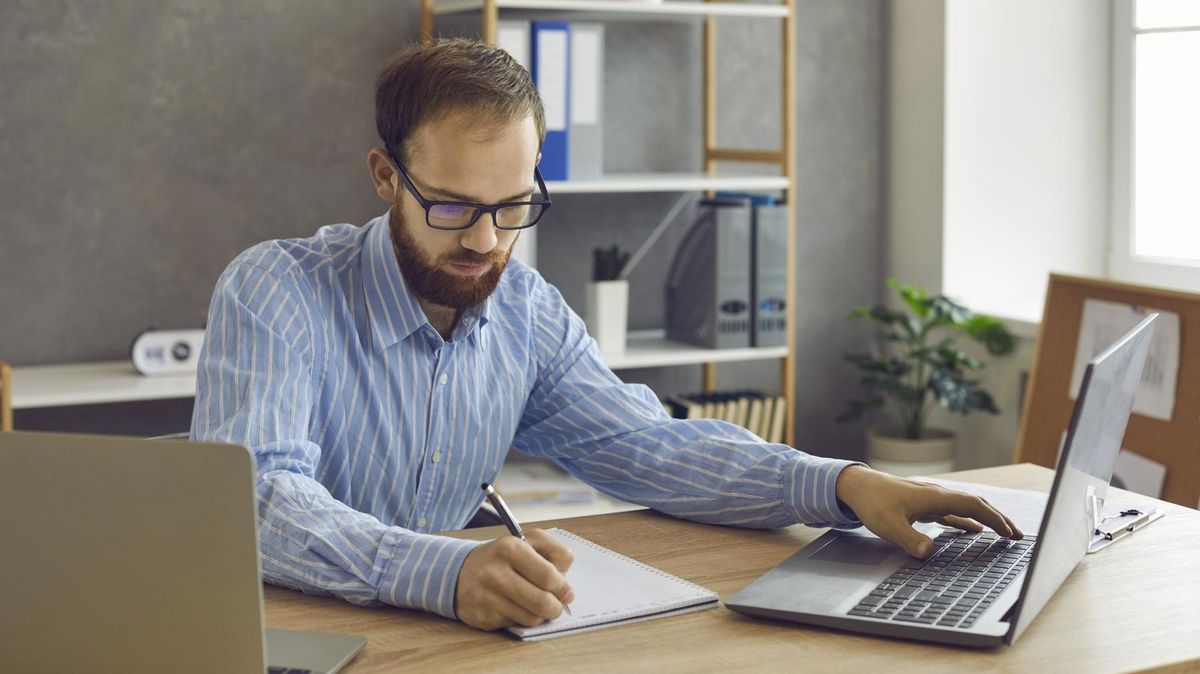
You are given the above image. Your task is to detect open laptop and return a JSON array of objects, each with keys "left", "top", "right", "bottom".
[
  {"left": 726, "top": 314, "right": 1157, "bottom": 648},
  {"left": 0, "top": 433, "right": 366, "bottom": 674}
]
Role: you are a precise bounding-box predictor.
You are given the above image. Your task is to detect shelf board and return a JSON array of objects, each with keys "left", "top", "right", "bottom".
[
  {"left": 434, "top": 0, "right": 789, "bottom": 19},
  {"left": 604, "top": 330, "right": 787, "bottom": 370},
  {"left": 547, "top": 173, "right": 788, "bottom": 194},
  {"left": 9, "top": 333, "right": 785, "bottom": 408},
  {"left": 11, "top": 361, "right": 196, "bottom": 410}
]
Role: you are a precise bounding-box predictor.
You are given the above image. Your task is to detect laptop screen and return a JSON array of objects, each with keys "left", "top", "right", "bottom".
[{"left": 1007, "top": 313, "right": 1157, "bottom": 643}]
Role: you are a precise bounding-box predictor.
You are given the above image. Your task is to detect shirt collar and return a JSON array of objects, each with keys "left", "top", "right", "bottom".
[{"left": 361, "top": 211, "right": 493, "bottom": 353}]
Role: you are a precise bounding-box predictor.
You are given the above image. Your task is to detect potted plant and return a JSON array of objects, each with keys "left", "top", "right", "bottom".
[
  {"left": 586, "top": 245, "right": 631, "bottom": 355},
  {"left": 837, "top": 279, "right": 1016, "bottom": 475}
]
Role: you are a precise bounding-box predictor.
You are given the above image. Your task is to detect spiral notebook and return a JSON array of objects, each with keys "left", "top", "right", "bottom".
[{"left": 507, "top": 528, "right": 720, "bottom": 641}]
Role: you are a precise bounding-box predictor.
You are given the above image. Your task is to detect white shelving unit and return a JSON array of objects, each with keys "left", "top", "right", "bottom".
[
  {"left": 424, "top": 0, "right": 800, "bottom": 445},
  {"left": 10, "top": 362, "right": 196, "bottom": 410},
  {"left": 606, "top": 330, "right": 785, "bottom": 370},
  {"left": 433, "top": 0, "right": 789, "bottom": 19},
  {"left": 5, "top": 332, "right": 785, "bottom": 410},
  {"left": 547, "top": 174, "right": 788, "bottom": 194}
]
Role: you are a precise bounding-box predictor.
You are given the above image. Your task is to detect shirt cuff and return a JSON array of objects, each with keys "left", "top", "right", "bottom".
[
  {"left": 376, "top": 530, "right": 483, "bottom": 620},
  {"left": 783, "top": 456, "right": 867, "bottom": 529}
]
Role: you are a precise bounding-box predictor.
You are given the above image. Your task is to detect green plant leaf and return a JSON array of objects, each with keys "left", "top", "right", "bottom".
[
  {"left": 961, "top": 315, "right": 1016, "bottom": 356},
  {"left": 928, "top": 295, "right": 970, "bottom": 326},
  {"left": 839, "top": 279, "right": 1012, "bottom": 435}
]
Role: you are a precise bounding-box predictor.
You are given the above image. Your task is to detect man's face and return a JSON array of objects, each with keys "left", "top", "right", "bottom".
[{"left": 388, "top": 111, "right": 539, "bottom": 310}]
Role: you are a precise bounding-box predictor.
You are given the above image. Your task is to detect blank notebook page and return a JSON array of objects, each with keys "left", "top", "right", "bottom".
[{"left": 507, "top": 528, "right": 720, "bottom": 641}]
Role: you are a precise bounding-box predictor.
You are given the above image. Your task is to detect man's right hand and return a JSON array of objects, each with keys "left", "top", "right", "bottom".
[{"left": 453, "top": 528, "right": 576, "bottom": 631}]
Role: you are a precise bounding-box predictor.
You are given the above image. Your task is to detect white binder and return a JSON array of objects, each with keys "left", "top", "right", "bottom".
[{"left": 569, "top": 23, "right": 604, "bottom": 179}]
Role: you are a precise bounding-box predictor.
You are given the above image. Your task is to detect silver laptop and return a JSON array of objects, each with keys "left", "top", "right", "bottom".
[
  {"left": 727, "top": 314, "right": 1157, "bottom": 648},
  {"left": 0, "top": 433, "right": 366, "bottom": 674}
]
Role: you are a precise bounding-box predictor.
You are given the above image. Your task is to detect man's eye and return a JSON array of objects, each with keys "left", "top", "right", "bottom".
[{"left": 430, "top": 204, "right": 470, "bottom": 219}]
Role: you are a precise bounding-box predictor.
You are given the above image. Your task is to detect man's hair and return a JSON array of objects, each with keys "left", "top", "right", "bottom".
[{"left": 375, "top": 38, "right": 546, "bottom": 165}]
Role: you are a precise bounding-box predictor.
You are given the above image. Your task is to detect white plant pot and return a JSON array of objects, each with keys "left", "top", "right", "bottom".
[
  {"left": 586, "top": 280, "right": 628, "bottom": 355},
  {"left": 867, "top": 427, "right": 956, "bottom": 477}
]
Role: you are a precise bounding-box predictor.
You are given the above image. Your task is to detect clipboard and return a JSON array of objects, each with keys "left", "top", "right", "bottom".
[{"left": 1088, "top": 506, "right": 1165, "bottom": 553}]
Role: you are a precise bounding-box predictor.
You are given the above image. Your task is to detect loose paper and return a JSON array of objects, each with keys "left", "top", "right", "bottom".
[
  {"left": 1069, "top": 299, "right": 1180, "bottom": 421},
  {"left": 1112, "top": 448, "right": 1167, "bottom": 499},
  {"left": 1055, "top": 433, "right": 1166, "bottom": 500}
]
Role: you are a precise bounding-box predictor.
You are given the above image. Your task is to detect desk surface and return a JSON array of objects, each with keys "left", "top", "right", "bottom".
[{"left": 264, "top": 464, "right": 1200, "bottom": 673}]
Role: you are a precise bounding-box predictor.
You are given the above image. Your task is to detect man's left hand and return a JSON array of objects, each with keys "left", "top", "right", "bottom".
[{"left": 834, "top": 465, "right": 1023, "bottom": 559}]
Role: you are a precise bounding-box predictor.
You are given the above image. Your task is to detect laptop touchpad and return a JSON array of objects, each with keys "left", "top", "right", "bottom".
[{"left": 809, "top": 536, "right": 896, "bottom": 566}]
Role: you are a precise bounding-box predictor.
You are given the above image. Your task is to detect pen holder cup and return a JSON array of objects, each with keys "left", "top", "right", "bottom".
[{"left": 586, "top": 280, "right": 628, "bottom": 356}]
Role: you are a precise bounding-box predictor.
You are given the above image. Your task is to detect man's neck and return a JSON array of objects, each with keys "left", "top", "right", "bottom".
[{"left": 418, "top": 299, "right": 460, "bottom": 341}]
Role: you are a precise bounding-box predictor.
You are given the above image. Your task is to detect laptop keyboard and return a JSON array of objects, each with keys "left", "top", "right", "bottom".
[{"left": 847, "top": 530, "right": 1036, "bottom": 629}]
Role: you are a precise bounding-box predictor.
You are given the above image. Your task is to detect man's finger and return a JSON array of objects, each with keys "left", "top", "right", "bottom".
[
  {"left": 508, "top": 538, "right": 572, "bottom": 601},
  {"left": 525, "top": 529, "right": 575, "bottom": 573},
  {"left": 981, "top": 499, "right": 1024, "bottom": 539},
  {"left": 878, "top": 521, "right": 934, "bottom": 559},
  {"left": 493, "top": 581, "right": 553, "bottom": 627},
  {"left": 938, "top": 515, "right": 984, "bottom": 533},
  {"left": 500, "top": 567, "right": 567, "bottom": 621},
  {"left": 951, "top": 493, "right": 1015, "bottom": 538},
  {"left": 523, "top": 529, "right": 576, "bottom": 607}
]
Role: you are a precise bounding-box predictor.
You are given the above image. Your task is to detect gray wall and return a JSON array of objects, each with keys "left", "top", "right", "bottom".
[{"left": 2, "top": 1, "right": 883, "bottom": 461}]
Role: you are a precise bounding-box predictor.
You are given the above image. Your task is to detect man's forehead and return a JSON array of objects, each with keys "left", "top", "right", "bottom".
[{"left": 406, "top": 110, "right": 537, "bottom": 160}]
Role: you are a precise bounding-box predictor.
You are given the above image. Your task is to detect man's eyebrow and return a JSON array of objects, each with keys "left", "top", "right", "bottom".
[{"left": 425, "top": 183, "right": 535, "bottom": 204}]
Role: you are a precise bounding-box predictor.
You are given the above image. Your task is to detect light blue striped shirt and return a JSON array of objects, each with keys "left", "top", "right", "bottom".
[{"left": 190, "top": 212, "right": 861, "bottom": 620}]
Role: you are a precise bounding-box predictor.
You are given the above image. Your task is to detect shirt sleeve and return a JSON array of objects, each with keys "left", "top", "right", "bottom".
[
  {"left": 190, "top": 255, "right": 479, "bottom": 619},
  {"left": 511, "top": 277, "right": 864, "bottom": 530}
]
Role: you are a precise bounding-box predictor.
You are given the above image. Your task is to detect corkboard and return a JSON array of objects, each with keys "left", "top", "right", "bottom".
[
  {"left": 1, "top": 361, "right": 11, "bottom": 431},
  {"left": 1014, "top": 274, "right": 1200, "bottom": 508}
]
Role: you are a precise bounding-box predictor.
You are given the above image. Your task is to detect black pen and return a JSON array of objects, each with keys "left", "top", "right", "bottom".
[{"left": 481, "top": 482, "right": 571, "bottom": 615}]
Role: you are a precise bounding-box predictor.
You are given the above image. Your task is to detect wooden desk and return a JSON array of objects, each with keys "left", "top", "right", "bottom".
[{"left": 264, "top": 464, "right": 1200, "bottom": 673}]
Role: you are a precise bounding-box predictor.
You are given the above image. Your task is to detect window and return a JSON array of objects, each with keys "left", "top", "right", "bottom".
[{"left": 1111, "top": 0, "right": 1200, "bottom": 290}]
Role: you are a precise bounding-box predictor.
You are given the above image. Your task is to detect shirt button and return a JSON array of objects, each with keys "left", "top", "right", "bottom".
[
  {"left": 432, "top": 451, "right": 442, "bottom": 463},
  {"left": 418, "top": 516, "right": 428, "bottom": 528},
  {"left": 439, "top": 373, "right": 448, "bottom": 386}
]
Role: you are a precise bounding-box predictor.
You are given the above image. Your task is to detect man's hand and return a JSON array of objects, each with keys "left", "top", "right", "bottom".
[
  {"left": 454, "top": 528, "right": 576, "bottom": 631},
  {"left": 835, "top": 465, "right": 1023, "bottom": 559}
]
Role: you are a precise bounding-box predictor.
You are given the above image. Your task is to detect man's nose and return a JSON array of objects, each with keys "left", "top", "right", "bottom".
[{"left": 458, "top": 214, "right": 498, "bottom": 255}]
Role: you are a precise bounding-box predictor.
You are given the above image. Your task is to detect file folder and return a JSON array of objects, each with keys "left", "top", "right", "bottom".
[
  {"left": 497, "top": 20, "right": 531, "bottom": 70},
  {"left": 532, "top": 21, "right": 570, "bottom": 180},
  {"left": 715, "top": 191, "right": 787, "bottom": 348},
  {"left": 497, "top": 20, "right": 537, "bottom": 267},
  {"left": 752, "top": 199, "right": 788, "bottom": 347},
  {"left": 569, "top": 23, "right": 603, "bottom": 179},
  {"left": 665, "top": 199, "right": 753, "bottom": 349}
]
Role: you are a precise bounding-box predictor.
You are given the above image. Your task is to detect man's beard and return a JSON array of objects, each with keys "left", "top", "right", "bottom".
[{"left": 388, "top": 206, "right": 514, "bottom": 310}]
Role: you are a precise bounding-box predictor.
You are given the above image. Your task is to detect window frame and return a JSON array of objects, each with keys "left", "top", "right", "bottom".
[{"left": 1109, "top": 0, "right": 1200, "bottom": 290}]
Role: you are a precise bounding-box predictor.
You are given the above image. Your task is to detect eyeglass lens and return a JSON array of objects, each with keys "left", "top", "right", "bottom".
[{"left": 427, "top": 202, "right": 546, "bottom": 230}]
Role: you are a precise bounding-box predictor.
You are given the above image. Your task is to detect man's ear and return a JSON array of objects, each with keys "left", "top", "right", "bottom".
[{"left": 367, "top": 147, "right": 398, "bottom": 202}]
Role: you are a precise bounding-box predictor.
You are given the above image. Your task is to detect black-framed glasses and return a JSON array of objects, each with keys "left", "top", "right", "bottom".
[{"left": 389, "top": 153, "right": 551, "bottom": 231}]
